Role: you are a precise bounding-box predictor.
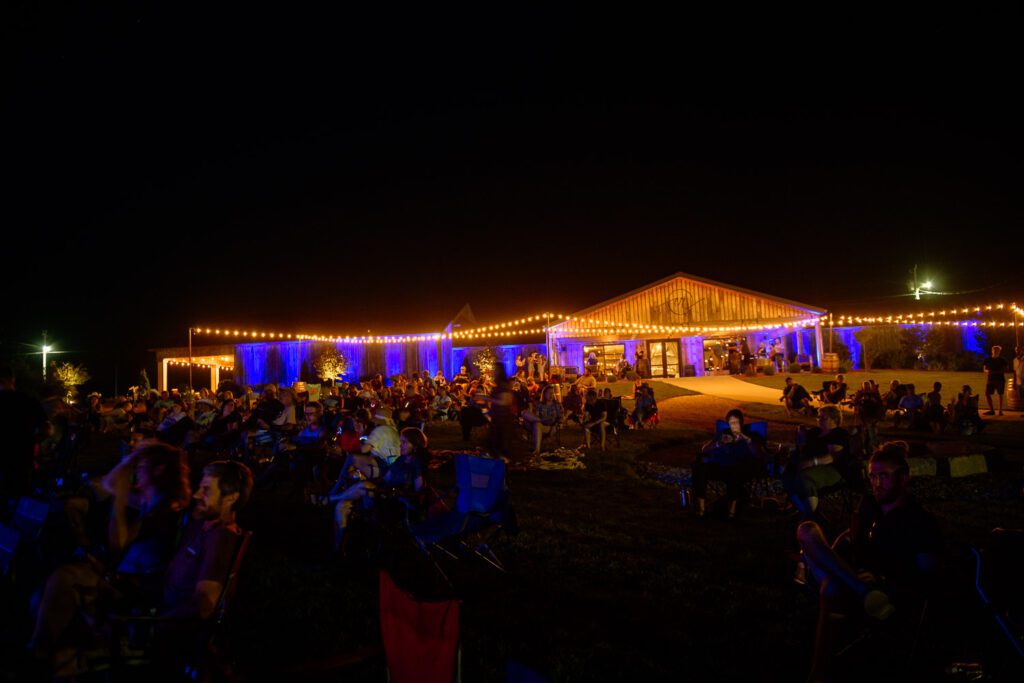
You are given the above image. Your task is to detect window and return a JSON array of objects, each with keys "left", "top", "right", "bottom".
[{"left": 582, "top": 344, "right": 625, "bottom": 375}]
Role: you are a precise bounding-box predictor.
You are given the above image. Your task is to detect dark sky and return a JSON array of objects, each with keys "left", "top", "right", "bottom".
[{"left": 4, "top": 4, "right": 1022, "bottom": 391}]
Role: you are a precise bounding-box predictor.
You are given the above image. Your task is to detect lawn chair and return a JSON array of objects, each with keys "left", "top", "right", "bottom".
[
  {"left": 0, "top": 522, "right": 22, "bottom": 578},
  {"left": 604, "top": 397, "right": 628, "bottom": 447},
  {"left": 972, "top": 528, "right": 1024, "bottom": 660},
  {"left": 379, "top": 569, "right": 461, "bottom": 683},
  {"left": 92, "top": 529, "right": 255, "bottom": 679},
  {"left": 12, "top": 496, "right": 49, "bottom": 540},
  {"left": 409, "top": 454, "right": 514, "bottom": 582}
]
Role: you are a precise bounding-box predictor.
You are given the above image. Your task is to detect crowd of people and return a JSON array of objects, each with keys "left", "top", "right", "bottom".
[{"left": 2, "top": 341, "right": 1020, "bottom": 679}]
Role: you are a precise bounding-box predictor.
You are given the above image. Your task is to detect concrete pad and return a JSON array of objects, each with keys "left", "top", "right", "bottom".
[
  {"left": 907, "top": 457, "right": 938, "bottom": 477},
  {"left": 949, "top": 454, "right": 988, "bottom": 478},
  {"left": 658, "top": 376, "right": 783, "bottom": 405}
]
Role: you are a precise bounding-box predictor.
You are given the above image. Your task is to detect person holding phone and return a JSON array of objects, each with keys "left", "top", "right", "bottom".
[{"left": 692, "top": 409, "right": 765, "bottom": 519}]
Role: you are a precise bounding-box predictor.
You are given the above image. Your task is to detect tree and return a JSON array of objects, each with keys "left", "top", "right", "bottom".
[
  {"left": 472, "top": 345, "right": 500, "bottom": 377},
  {"left": 53, "top": 361, "right": 91, "bottom": 403},
  {"left": 313, "top": 348, "right": 350, "bottom": 385}
]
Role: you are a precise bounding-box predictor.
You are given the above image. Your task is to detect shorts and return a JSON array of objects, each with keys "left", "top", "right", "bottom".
[
  {"left": 784, "top": 463, "right": 843, "bottom": 499},
  {"left": 986, "top": 376, "right": 1005, "bottom": 395}
]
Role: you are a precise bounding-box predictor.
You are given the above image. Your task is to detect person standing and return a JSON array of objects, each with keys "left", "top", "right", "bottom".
[{"left": 982, "top": 345, "right": 1008, "bottom": 416}]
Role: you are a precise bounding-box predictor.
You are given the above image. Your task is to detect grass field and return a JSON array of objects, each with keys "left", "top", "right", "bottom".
[
  {"left": 223, "top": 401, "right": 1024, "bottom": 682},
  {"left": 742, "top": 369, "right": 990, "bottom": 394}
]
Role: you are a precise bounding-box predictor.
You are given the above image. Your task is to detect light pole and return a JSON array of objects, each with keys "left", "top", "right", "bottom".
[
  {"left": 41, "top": 330, "right": 50, "bottom": 381},
  {"left": 188, "top": 327, "right": 194, "bottom": 392}
]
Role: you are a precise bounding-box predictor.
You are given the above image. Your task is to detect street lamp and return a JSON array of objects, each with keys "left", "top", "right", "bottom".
[{"left": 42, "top": 345, "right": 51, "bottom": 380}]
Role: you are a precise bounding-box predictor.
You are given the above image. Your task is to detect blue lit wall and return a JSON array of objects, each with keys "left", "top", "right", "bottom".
[
  {"left": 832, "top": 327, "right": 864, "bottom": 369},
  {"left": 450, "top": 344, "right": 547, "bottom": 379},
  {"left": 235, "top": 339, "right": 445, "bottom": 387}
]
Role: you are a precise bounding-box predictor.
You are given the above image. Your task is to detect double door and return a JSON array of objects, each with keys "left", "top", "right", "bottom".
[{"left": 648, "top": 340, "right": 680, "bottom": 378}]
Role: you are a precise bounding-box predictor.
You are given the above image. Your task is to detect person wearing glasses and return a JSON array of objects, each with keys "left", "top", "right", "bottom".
[{"left": 796, "top": 441, "right": 942, "bottom": 682}]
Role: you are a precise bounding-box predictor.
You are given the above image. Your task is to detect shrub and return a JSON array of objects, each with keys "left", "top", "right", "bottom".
[
  {"left": 838, "top": 366, "right": 849, "bottom": 374},
  {"left": 744, "top": 366, "right": 758, "bottom": 377},
  {"left": 811, "top": 366, "right": 823, "bottom": 374},
  {"left": 763, "top": 365, "right": 776, "bottom": 376}
]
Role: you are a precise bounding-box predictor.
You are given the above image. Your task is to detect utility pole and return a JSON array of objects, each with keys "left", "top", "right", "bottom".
[{"left": 188, "top": 327, "right": 194, "bottom": 392}]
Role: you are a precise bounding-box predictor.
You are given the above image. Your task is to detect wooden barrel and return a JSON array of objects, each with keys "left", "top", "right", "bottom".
[
  {"left": 1007, "top": 375, "right": 1023, "bottom": 411},
  {"left": 821, "top": 353, "right": 840, "bottom": 373}
]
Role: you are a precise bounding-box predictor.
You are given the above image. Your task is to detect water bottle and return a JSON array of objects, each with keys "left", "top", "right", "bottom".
[{"left": 680, "top": 486, "right": 691, "bottom": 508}]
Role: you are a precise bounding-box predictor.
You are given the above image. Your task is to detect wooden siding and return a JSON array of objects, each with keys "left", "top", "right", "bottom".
[{"left": 554, "top": 276, "right": 820, "bottom": 332}]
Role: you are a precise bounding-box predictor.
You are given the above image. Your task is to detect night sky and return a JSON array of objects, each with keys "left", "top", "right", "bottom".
[{"left": 4, "top": 5, "right": 1022, "bottom": 393}]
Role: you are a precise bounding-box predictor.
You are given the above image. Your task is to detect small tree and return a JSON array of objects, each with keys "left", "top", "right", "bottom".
[
  {"left": 472, "top": 345, "right": 500, "bottom": 378},
  {"left": 53, "top": 361, "right": 91, "bottom": 404},
  {"left": 313, "top": 348, "right": 350, "bottom": 385}
]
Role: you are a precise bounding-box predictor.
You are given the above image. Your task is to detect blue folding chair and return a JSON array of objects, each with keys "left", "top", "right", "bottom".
[
  {"left": 410, "top": 454, "right": 513, "bottom": 578},
  {"left": 13, "top": 496, "right": 50, "bottom": 540},
  {"left": 715, "top": 419, "right": 767, "bottom": 441},
  {"left": 0, "top": 522, "right": 22, "bottom": 577}
]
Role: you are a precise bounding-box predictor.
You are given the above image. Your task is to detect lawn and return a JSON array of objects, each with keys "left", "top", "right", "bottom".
[
  {"left": 223, "top": 408, "right": 1024, "bottom": 682},
  {"left": 742, "top": 369, "right": 989, "bottom": 394}
]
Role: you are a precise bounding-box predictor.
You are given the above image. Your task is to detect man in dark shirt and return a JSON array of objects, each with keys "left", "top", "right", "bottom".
[
  {"left": 796, "top": 441, "right": 941, "bottom": 682},
  {"left": 0, "top": 364, "right": 49, "bottom": 500},
  {"left": 780, "top": 376, "right": 813, "bottom": 416},
  {"left": 982, "top": 345, "right": 1008, "bottom": 416}
]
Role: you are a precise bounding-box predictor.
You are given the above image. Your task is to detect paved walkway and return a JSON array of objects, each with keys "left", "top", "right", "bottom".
[{"left": 659, "top": 376, "right": 783, "bottom": 405}]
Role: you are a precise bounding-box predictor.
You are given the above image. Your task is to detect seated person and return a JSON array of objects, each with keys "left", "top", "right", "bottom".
[
  {"left": 894, "top": 384, "right": 924, "bottom": 429},
  {"left": 631, "top": 385, "right": 657, "bottom": 427},
  {"left": 780, "top": 377, "right": 813, "bottom": 416},
  {"left": 574, "top": 369, "right": 598, "bottom": 393},
  {"left": 951, "top": 385, "right": 985, "bottom": 434},
  {"left": 459, "top": 386, "right": 491, "bottom": 442},
  {"left": 692, "top": 409, "right": 766, "bottom": 519},
  {"left": 824, "top": 374, "right": 848, "bottom": 404},
  {"left": 796, "top": 442, "right": 941, "bottom": 682},
  {"left": 582, "top": 389, "right": 608, "bottom": 451},
  {"left": 260, "top": 401, "right": 329, "bottom": 487},
  {"left": 430, "top": 387, "right": 456, "bottom": 421},
  {"left": 562, "top": 384, "right": 583, "bottom": 424},
  {"left": 29, "top": 443, "right": 196, "bottom": 673},
  {"left": 783, "top": 406, "right": 849, "bottom": 519},
  {"left": 522, "top": 385, "right": 564, "bottom": 455},
  {"left": 882, "top": 379, "right": 905, "bottom": 413},
  {"left": 362, "top": 409, "right": 401, "bottom": 464},
  {"left": 329, "top": 427, "right": 426, "bottom": 550}
]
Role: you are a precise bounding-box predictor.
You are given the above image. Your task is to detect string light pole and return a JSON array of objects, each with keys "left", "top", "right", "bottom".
[{"left": 187, "top": 327, "right": 194, "bottom": 392}]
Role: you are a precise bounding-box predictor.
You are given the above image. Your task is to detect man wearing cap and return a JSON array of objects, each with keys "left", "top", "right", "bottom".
[{"left": 362, "top": 409, "right": 400, "bottom": 464}]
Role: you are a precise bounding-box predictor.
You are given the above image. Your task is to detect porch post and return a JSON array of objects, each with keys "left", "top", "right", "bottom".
[{"left": 814, "top": 321, "right": 824, "bottom": 368}]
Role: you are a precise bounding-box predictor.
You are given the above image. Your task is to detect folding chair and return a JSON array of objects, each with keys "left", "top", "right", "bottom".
[
  {"left": 13, "top": 496, "right": 50, "bottom": 540},
  {"left": 972, "top": 528, "right": 1024, "bottom": 660},
  {"left": 410, "top": 454, "right": 513, "bottom": 583},
  {"left": 95, "top": 530, "right": 255, "bottom": 679},
  {"left": 379, "top": 570, "right": 461, "bottom": 683},
  {"left": 0, "top": 522, "right": 22, "bottom": 578}
]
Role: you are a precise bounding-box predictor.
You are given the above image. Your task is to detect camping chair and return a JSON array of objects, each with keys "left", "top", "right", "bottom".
[
  {"left": 12, "top": 496, "right": 49, "bottom": 540},
  {"left": 972, "top": 528, "right": 1024, "bottom": 660},
  {"left": 409, "top": 454, "right": 513, "bottom": 583},
  {"left": 0, "top": 522, "right": 22, "bottom": 578},
  {"left": 379, "top": 570, "right": 461, "bottom": 683},
  {"left": 92, "top": 530, "right": 254, "bottom": 679},
  {"left": 605, "top": 397, "right": 628, "bottom": 447}
]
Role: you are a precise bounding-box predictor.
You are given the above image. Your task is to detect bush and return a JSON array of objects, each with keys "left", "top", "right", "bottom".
[
  {"left": 762, "top": 365, "right": 776, "bottom": 376},
  {"left": 744, "top": 366, "right": 758, "bottom": 377},
  {"left": 811, "top": 366, "right": 823, "bottom": 374},
  {"left": 838, "top": 366, "right": 849, "bottom": 374}
]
